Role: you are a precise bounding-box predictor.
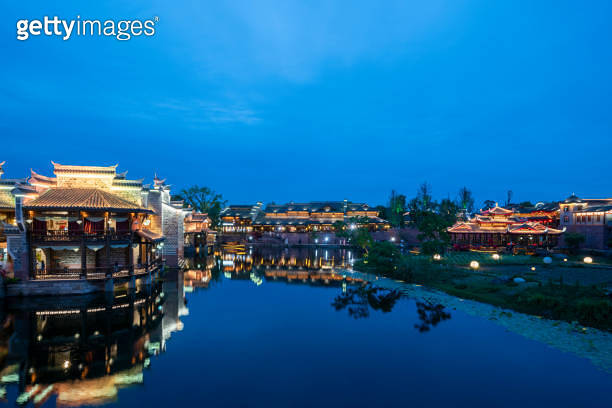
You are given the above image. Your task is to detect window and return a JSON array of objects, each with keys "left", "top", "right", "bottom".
[
  {"left": 597, "top": 214, "right": 601, "bottom": 222},
  {"left": 564, "top": 206, "right": 569, "bottom": 212},
  {"left": 563, "top": 216, "right": 569, "bottom": 223},
  {"left": 588, "top": 215, "right": 592, "bottom": 222}
]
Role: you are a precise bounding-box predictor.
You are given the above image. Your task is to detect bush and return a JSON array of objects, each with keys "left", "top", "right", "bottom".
[
  {"left": 524, "top": 293, "right": 561, "bottom": 310},
  {"left": 576, "top": 299, "right": 612, "bottom": 329}
]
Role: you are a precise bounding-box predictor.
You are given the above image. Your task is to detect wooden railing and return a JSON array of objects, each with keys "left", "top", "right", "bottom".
[
  {"left": 31, "top": 230, "right": 131, "bottom": 242},
  {"left": 33, "top": 259, "right": 163, "bottom": 281}
]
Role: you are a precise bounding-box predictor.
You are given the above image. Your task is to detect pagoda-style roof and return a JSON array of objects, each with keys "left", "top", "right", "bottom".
[
  {"left": 507, "top": 223, "right": 564, "bottom": 235},
  {"left": 482, "top": 205, "right": 513, "bottom": 215},
  {"left": 52, "top": 162, "right": 118, "bottom": 176},
  {"left": 24, "top": 188, "right": 152, "bottom": 213}
]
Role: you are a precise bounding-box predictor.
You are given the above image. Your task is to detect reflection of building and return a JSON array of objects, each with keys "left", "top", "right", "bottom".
[
  {"left": 0, "top": 285, "right": 169, "bottom": 406},
  {"left": 448, "top": 204, "right": 564, "bottom": 251},
  {"left": 559, "top": 194, "right": 612, "bottom": 250},
  {"left": 0, "top": 162, "right": 190, "bottom": 295}
]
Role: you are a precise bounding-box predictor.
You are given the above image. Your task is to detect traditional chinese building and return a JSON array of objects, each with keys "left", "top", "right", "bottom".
[
  {"left": 510, "top": 202, "right": 560, "bottom": 227},
  {"left": 219, "top": 203, "right": 263, "bottom": 233},
  {"left": 559, "top": 193, "right": 612, "bottom": 250},
  {"left": 0, "top": 162, "right": 189, "bottom": 296},
  {"left": 250, "top": 200, "right": 390, "bottom": 245},
  {"left": 252, "top": 201, "right": 388, "bottom": 233},
  {"left": 448, "top": 204, "right": 564, "bottom": 251},
  {"left": 184, "top": 212, "right": 214, "bottom": 256}
]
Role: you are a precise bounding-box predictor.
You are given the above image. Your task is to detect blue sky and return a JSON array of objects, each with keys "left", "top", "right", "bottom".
[{"left": 2, "top": 1, "right": 611, "bottom": 206}]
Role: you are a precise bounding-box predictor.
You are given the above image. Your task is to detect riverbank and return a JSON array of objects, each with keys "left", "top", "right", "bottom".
[
  {"left": 354, "top": 244, "right": 612, "bottom": 332},
  {"left": 344, "top": 269, "right": 612, "bottom": 374}
]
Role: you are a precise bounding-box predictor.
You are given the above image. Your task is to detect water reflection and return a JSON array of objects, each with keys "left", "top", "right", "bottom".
[
  {"left": 0, "top": 270, "right": 186, "bottom": 406},
  {"left": 186, "top": 247, "right": 452, "bottom": 332},
  {"left": 332, "top": 285, "right": 402, "bottom": 319},
  {"left": 414, "top": 300, "right": 453, "bottom": 333}
]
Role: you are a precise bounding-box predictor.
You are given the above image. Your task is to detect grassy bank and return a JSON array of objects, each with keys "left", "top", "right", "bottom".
[{"left": 355, "top": 243, "right": 612, "bottom": 332}]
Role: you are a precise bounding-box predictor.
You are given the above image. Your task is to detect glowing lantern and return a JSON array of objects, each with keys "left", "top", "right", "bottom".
[
  {"left": 470, "top": 261, "right": 479, "bottom": 270},
  {"left": 492, "top": 254, "right": 500, "bottom": 261},
  {"left": 433, "top": 254, "right": 441, "bottom": 261},
  {"left": 531, "top": 266, "right": 536, "bottom": 271},
  {"left": 583, "top": 257, "right": 593, "bottom": 264}
]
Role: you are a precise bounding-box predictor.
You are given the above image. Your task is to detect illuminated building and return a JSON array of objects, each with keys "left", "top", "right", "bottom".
[
  {"left": 219, "top": 203, "right": 263, "bottom": 233},
  {"left": 0, "top": 162, "right": 189, "bottom": 295},
  {"left": 559, "top": 193, "right": 612, "bottom": 250},
  {"left": 448, "top": 204, "right": 564, "bottom": 251},
  {"left": 251, "top": 201, "right": 389, "bottom": 243}
]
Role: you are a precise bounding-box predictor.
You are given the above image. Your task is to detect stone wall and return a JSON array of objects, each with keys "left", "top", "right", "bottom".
[
  {"left": 162, "top": 203, "right": 185, "bottom": 267},
  {"left": 563, "top": 225, "right": 609, "bottom": 250},
  {"left": 5, "top": 230, "right": 28, "bottom": 280}
]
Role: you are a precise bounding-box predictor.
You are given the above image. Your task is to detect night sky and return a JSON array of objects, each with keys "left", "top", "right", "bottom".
[{"left": 2, "top": 1, "right": 611, "bottom": 206}]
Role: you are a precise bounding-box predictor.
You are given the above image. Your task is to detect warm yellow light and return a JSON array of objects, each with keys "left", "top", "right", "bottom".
[
  {"left": 433, "top": 254, "right": 441, "bottom": 261},
  {"left": 63, "top": 360, "right": 70, "bottom": 369},
  {"left": 531, "top": 266, "right": 536, "bottom": 271},
  {"left": 583, "top": 256, "right": 593, "bottom": 264},
  {"left": 492, "top": 254, "right": 500, "bottom": 261},
  {"left": 470, "top": 261, "right": 479, "bottom": 270}
]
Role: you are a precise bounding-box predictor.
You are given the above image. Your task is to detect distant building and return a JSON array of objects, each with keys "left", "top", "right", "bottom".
[
  {"left": 559, "top": 194, "right": 612, "bottom": 250},
  {"left": 448, "top": 204, "right": 564, "bottom": 251},
  {"left": 252, "top": 200, "right": 388, "bottom": 233},
  {"left": 219, "top": 203, "right": 263, "bottom": 233}
]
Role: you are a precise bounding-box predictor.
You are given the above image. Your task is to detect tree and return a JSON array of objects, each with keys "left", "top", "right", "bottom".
[
  {"left": 457, "top": 187, "right": 475, "bottom": 213},
  {"left": 353, "top": 227, "right": 373, "bottom": 254},
  {"left": 332, "top": 220, "right": 350, "bottom": 239},
  {"left": 519, "top": 201, "right": 534, "bottom": 208},
  {"left": 564, "top": 232, "right": 586, "bottom": 254},
  {"left": 174, "top": 186, "right": 226, "bottom": 229},
  {"left": 483, "top": 200, "right": 496, "bottom": 210},
  {"left": 407, "top": 184, "right": 458, "bottom": 254},
  {"left": 386, "top": 190, "right": 407, "bottom": 227}
]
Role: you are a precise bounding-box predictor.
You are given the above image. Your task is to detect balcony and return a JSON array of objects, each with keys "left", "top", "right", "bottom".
[
  {"left": 32, "top": 259, "right": 163, "bottom": 281},
  {"left": 31, "top": 230, "right": 132, "bottom": 243}
]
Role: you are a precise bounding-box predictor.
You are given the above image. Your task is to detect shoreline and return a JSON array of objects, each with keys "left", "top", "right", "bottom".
[{"left": 344, "top": 269, "right": 612, "bottom": 374}]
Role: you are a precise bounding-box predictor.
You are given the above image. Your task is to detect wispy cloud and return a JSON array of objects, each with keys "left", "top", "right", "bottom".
[{"left": 151, "top": 99, "right": 260, "bottom": 127}]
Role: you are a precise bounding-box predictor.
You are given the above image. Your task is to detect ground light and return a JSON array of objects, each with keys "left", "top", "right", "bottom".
[
  {"left": 433, "top": 254, "right": 441, "bottom": 261},
  {"left": 584, "top": 257, "right": 593, "bottom": 264},
  {"left": 470, "top": 261, "right": 479, "bottom": 270},
  {"left": 492, "top": 254, "right": 500, "bottom": 261},
  {"left": 531, "top": 266, "right": 536, "bottom": 271}
]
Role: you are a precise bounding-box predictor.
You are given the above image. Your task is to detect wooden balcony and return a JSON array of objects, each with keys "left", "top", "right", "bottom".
[
  {"left": 31, "top": 230, "right": 132, "bottom": 243},
  {"left": 32, "top": 259, "right": 163, "bottom": 281}
]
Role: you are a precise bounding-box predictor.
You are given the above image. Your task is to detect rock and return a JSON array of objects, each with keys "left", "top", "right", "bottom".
[{"left": 513, "top": 277, "right": 526, "bottom": 283}]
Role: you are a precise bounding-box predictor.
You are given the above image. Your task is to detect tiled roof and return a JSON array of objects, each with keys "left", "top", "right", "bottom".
[
  {"left": 52, "top": 162, "right": 118, "bottom": 176},
  {"left": 136, "top": 229, "right": 164, "bottom": 242},
  {"left": 24, "top": 188, "right": 151, "bottom": 213},
  {"left": 574, "top": 204, "right": 612, "bottom": 214},
  {"left": 0, "top": 190, "right": 14, "bottom": 210}
]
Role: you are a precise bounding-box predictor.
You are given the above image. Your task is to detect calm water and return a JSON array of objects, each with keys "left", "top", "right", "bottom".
[{"left": 1, "top": 247, "right": 611, "bottom": 407}]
